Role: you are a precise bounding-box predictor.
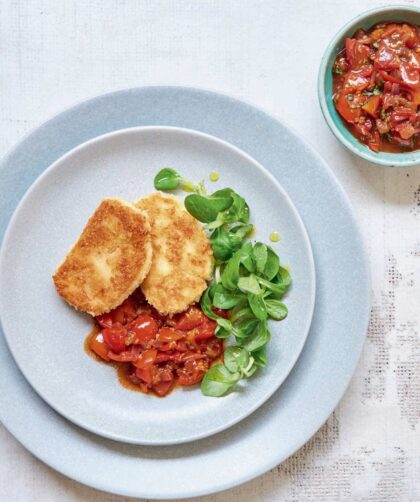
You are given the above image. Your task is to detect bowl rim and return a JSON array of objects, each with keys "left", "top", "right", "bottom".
[{"left": 318, "top": 4, "right": 420, "bottom": 167}]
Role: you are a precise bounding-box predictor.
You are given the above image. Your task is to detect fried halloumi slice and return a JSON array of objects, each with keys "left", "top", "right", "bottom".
[
  {"left": 135, "top": 192, "right": 213, "bottom": 314},
  {"left": 53, "top": 198, "right": 152, "bottom": 316}
]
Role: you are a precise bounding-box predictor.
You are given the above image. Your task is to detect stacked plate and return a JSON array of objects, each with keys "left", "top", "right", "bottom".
[{"left": 0, "top": 87, "right": 369, "bottom": 499}]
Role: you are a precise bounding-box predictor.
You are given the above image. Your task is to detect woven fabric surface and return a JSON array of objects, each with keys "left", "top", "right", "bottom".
[{"left": 0, "top": 1, "right": 419, "bottom": 500}]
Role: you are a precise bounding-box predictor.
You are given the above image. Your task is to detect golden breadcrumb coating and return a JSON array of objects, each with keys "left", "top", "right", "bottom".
[
  {"left": 53, "top": 198, "right": 152, "bottom": 316},
  {"left": 135, "top": 192, "right": 213, "bottom": 314}
]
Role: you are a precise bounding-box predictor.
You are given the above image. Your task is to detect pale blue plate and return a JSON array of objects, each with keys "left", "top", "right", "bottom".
[
  {"left": 0, "top": 87, "right": 370, "bottom": 498},
  {"left": 0, "top": 126, "right": 315, "bottom": 445}
]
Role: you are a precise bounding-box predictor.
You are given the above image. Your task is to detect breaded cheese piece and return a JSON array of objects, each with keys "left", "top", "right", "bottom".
[
  {"left": 53, "top": 198, "right": 152, "bottom": 316},
  {"left": 135, "top": 192, "right": 213, "bottom": 314}
]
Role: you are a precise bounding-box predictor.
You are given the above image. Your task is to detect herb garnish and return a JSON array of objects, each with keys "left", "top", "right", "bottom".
[{"left": 154, "top": 167, "right": 206, "bottom": 194}]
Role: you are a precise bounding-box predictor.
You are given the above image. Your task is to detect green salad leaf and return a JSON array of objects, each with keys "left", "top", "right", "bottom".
[
  {"left": 264, "top": 299, "right": 288, "bottom": 320},
  {"left": 154, "top": 167, "right": 206, "bottom": 193},
  {"left": 263, "top": 246, "right": 280, "bottom": 280},
  {"left": 277, "top": 266, "right": 292, "bottom": 288},
  {"left": 252, "top": 345, "right": 267, "bottom": 367},
  {"left": 221, "top": 248, "right": 242, "bottom": 290},
  {"left": 201, "top": 364, "right": 240, "bottom": 397},
  {"left": 233, "top": 318, "right": 259, "bottom": 339},
  {"left": 238, "top": 241, "right": 255, "bottom": 272},
  {"left": 253, "top": 243, "right": 268, "bottom": 274},
  {"left": 200, "top": 285, "right": 218, "bottom": 320},
  {"left": 153, "top": 167, "right": 183, "bottom": 190},
  {"left": 209, "top": 223, "right": 254, "bottom": 261},
  {"left": 224, "top": 346, "right": 250, "bottom": 373},
  {"left": 248, "top": 293, "right": 267, "bottom": 320},
  {"left": 210, "top": 192, "right": 250, "bottom": 228},
  {"left": 243, "top": 321, "right": 270, "bottom": 352},
  {"left": 184, "top": 188, "right": 233, "bottom": 223},
  {"left": 213, "top": 284, "right": 244, "bottom": 309},
  {"left": 210, "top": 227, "right": 242, "bottom": 261},
  {"left": 238, "top": 275, "right": 261, "bottom": 295}
]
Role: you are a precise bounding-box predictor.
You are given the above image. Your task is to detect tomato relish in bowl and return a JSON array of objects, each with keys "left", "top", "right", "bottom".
[
  {"left": 332, "top": 22, "right": 420, "bottom": 153},
  {"left": 86, "top": 288, "right": 225, "bottom": 397}
]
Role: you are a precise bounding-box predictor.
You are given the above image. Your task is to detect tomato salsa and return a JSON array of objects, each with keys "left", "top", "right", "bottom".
[
  {"left": 85, "top": 288, "right": 225, "bottom": 397},
  {"left": 332, "top": 22, "right": 420, "bottom": 152}
]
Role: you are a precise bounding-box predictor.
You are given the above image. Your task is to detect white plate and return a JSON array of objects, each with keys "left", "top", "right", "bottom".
[{"left": 0, "top": 126, "right": 315, "bottom": 445}]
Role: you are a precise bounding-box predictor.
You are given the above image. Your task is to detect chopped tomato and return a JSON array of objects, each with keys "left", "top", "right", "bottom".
[
  {"left": 354, "top": 119, "right": 373, "bottom": 137},
  {"left": 89, "top": 332, "right": 110, "bottom": 361},
  {"left": 201, "top": 337, "right": 224, "bottom": 359},
  {"left": 177, "top": 373, "right": 204, "bottom": 386},
  {"left": 151, "top": 366, "right": 175, "bottom": 397},
  {"left": 135, "top": 366, "right": 153, "bottom": 385},
  {"left": 345, "top": 38, "right": 371, "bottom": 68},
  {"left": 362, "top": 95, "right": 381, "bottom": 117},
  {"left": 96, "top": 314, "right": 113, "bottom": 329},
  {"left": 154, "top": 352, "right": 173, "bottom": 363},
  {"left": 374, "top": 41, "right": 399, "bottom": 70},
  {"left": 132, "top": 349, "right": 157, "bottom": 369},
  {"left": 177, "top": 358, "right": 208, "bottom": 386},
  {"left": 96, "top": 298, "right": 137, "bottom": 328},
  {"left": 102, "top": 326, "right": 126, "bottom": 353},
  {"left": 376, "top": 118, "right": 389, "bottom": 134},
  {"left": 174, "top": 306, "right": 206, "bottom": 330},
  {"left": 390, "top": 107, "right": 416, "bottom": 126},
  {"left": 108, "top": 345, "right": 141, "bottom": 362},
  {"left": 379, "top": 70, "right": 416, "bottom": 90},
  {"left": 400, "top": 62, "right": 419, "bottom": 86},
  {"left": 343, "top": 66, "right": 372, "bottom": 92},
  {"left": 370, "top": 28, "right": 384, "bottom": 42},
  {"left": 179, "top": 351, "right": 206, "bottom": 363},
  {"left": 397, "top": 124, "right": 416, "bottom": 140},
  {"left": 156, "top": 327, "right": 185, "bottom": 343},
  {"left": 384, "top": 23, "right": 418, "bottom": 49},
  {"left": 136, "top": 303, "right": 166, "bottom": 327},
  {"left": 126, "top": 314, "right": 158, "bottom": 345},
  {"left": 335, "top": 93, "right": 362, "bottom": 123},
  {"left": 152, "top": 380, "right": 174, "bottom": 397},
  {"left": 411, "top": 89, "right": 420, "bottom": 107},
  {"left": 195, "top": 318, "right": 217, "bottom": 341},
  {"left": 175, "top": 340, "right": 189, "bottom": 352},
  {"left": 86, "top": 289, "right": 226, "bottom": 397},
  {"left": 334, "top": 53, "right": 349, "bottom": 74}
]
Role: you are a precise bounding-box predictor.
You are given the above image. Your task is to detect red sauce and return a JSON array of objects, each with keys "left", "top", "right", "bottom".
[
  {"left": 85, "top": 324, "right": 148, "bottom": 393},
  {"left": 84, "top": 288, "right": 226, "bottom": 397},
  {"left": 332, "top": 22, "right": 420, "bottom": 153}
]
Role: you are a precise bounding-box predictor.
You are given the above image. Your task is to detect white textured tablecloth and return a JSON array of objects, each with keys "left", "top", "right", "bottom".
[{"left": 1, "top": 1, "right": 419, "bottom": 500}]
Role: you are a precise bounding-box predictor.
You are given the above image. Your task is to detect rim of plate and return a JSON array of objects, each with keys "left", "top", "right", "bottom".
[
  {"left": 0, "top": 124, "right": 316, "bottom": 445},
  {"left": 0, "top": 86, "right": 370, "bottom": 498}
]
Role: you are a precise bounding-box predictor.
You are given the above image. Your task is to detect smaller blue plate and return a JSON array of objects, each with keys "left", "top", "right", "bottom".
[{"left": 0, "top": 126, "right": 315, "bottom": 445}]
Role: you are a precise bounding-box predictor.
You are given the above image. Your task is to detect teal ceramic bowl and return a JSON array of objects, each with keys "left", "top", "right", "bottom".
[{"left": 318, "top": 5, "right": 420, "bottom": 167}]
